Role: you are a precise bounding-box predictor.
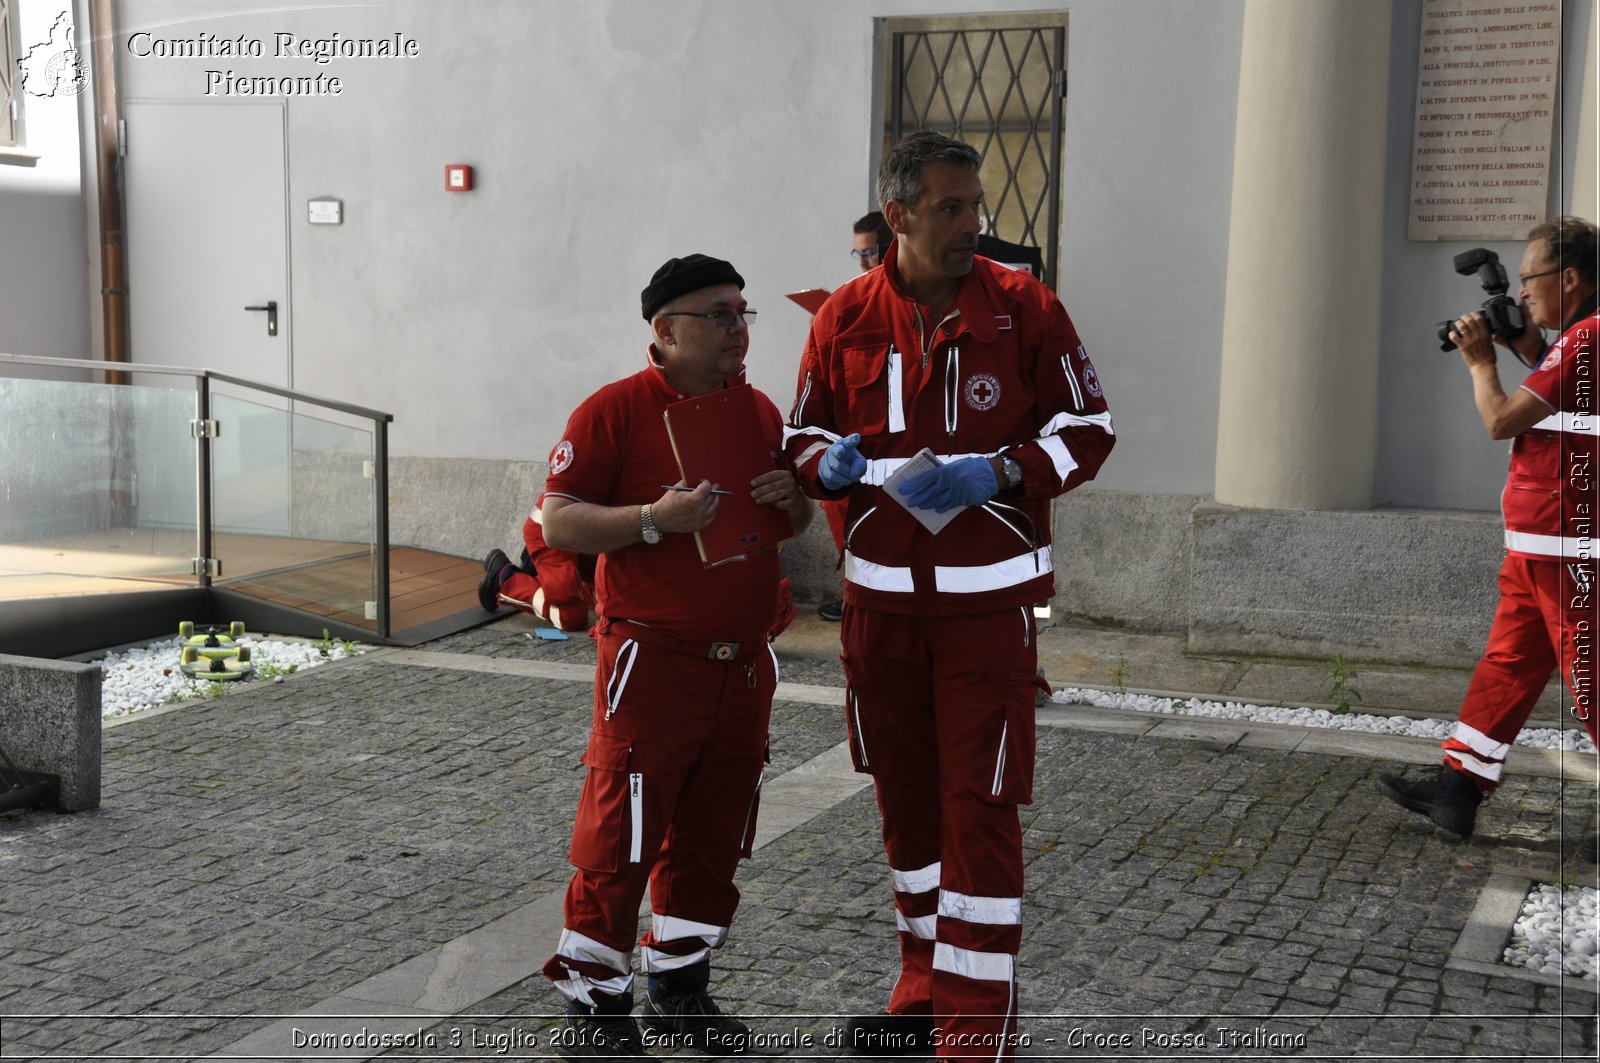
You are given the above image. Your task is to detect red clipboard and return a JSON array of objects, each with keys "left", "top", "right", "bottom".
[
  {"left": 662, "top": 384, "right": 795, "bottom": 566},
  {"left": 786, "top": 288, "right": 831, "bottom": 315}
]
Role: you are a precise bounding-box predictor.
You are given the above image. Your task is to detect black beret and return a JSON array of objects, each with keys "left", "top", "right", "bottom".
[{"left": 641, "top": 254, "right": 745, "bottom": 321}]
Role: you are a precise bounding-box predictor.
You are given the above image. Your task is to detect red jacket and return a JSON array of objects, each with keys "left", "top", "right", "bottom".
[
  {"left": 785, "top": 244, "right": 1114, "bottom": 615},
  {"left": 1503, "top": 302, "right": 1599, "bottom": 561}
]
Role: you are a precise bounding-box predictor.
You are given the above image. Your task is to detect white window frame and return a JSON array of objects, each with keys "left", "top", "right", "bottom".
[{"left": 0, "top": 0, "right": 35, "bottom": 163}]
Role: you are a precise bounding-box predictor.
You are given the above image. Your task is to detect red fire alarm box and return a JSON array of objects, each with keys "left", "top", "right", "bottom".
[{"left": 445, "top": 164, "right": 474, "bottom": 192}]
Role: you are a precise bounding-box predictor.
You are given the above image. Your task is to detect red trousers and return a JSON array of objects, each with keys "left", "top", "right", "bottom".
[
  {"left": 543, "top": 626, "right": 773, "bottom": 1004},
  {"left": 1444, "top": 553, "right": 1598, "bottom": 789},
  {"left": 841, "top": 605, "right": 1046, "bottom": 1062}
]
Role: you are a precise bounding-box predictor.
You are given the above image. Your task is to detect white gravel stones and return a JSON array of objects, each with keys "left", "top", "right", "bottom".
[
  {"left": 95, "top": 634, "right": 364, "bottom": 718},
  {"left": 1051, "top": 687, "right": 1597, "bottom": 754},
  {"left": 1504, "top": 884, "right": 1599, "bottom": 980}
]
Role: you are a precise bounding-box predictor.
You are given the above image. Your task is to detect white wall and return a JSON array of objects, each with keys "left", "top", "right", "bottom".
[
  {"left": 104, "top": 0, "right": 1244, "bottom": 494},
  {"left": 89, "top": 0, "right": 1600, "bottom": 511},
  {"left": 0, "top": 0, "right": 89, "bottom": 364},
  {"left": 1376, "top": 0, "right": 1598, "bottom": 511}
]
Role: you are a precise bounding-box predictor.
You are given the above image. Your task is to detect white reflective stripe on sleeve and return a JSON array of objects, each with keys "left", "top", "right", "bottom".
[
  {"left": 652, "top": 914, "right": 729, "bottom": 948},
  {"left": 933, "top": 942, "right": 1015, "bottom": 983},
  {"left": 934, "top": 546, "right": 1053, "bottom": 594},
  {"left": 795, "top": 441, "right": 830, "bottom": 468},
  {"left": 1504, "top": 530, "right": 1587, "bottom": 558},
  {"left": 888, "top": 347, "right": 906, "bottom": 433},
  {"left": 1529, "top": 409, "right": 1599, "bottom": 434},
  {"left": 1038, "top": 410, "right": 1115, "bottom": 437},
  {"left": 640, "top": 945, "right": 713, "bottom": 973},
  {"left": 767, "top": 643, "right": 780, "bottom": 686},
  {"left": 939, "top": 890, "right": 1023, "bottom": 926},
  {"left": 1060, "top": 354, "right": 1085, "bottom": 410},
  {"left": 845, "top": 552, "right": 916, "bottom": 593},
  {"left": 629, "top": 774, "right": 644, "bottom": 863},
  {"left": 1037, "top": 436, "right": 1079, "bottom": 484},
  {"left": 1451, "top": 721, "right": 1511, "bottom": 761},
  {"left": 892, "top": 861, "right": 942, "bottom": 896},
  {"left": 1447, "top": 748, "right": 1504, "bottom": 783},
  {"left": 783, "top": 423, "right": 842, "bottom": 447},
  {"left": 895, "top": 911, "right": 938, "bottom": 939},
  {"left": 556, "top": 928, "right": 633, "bottom": 975}
]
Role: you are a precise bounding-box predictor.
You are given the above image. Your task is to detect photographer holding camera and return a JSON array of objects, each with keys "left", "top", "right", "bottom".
[{"left": 1379, "top": 216, "right": 1599, "bottom": 844}]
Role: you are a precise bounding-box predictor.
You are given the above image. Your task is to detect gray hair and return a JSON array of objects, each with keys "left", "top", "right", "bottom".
[
  {"left": 877, "top": 131, "right": 982, "bottom": 212},
  {"left": 1527, "top": 215, "right": 1598, "bottom": 288}
]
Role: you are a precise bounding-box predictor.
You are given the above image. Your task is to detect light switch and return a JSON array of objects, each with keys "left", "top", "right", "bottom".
[
  {"left": 445, "top": 164, "right": 473, "bottom": 192},
  {"left": 308, "top": 197, "right": 342, "bottom": 225}
]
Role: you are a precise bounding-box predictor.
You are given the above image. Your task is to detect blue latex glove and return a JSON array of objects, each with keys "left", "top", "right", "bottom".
[
  {"left": 819, "top": 433, "right": 868, "bottom": 491},
  {"left": 898, "top": 456, "right": 998, "bottom": 513}
]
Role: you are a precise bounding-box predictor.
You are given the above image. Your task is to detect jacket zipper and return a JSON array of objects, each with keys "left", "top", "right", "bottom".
[
  {"left": 605, "top": 639, "right": 640, "bottom": 720},
  {"left": 944, "top": 345, "right": 960, "bottom": 437},
  {"left": 844, "top": 505, "right": 878, "bottom": 552}
]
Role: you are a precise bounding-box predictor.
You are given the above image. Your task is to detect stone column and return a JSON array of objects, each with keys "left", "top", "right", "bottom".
[
  {"left": 1571, "top": 10, "right": 1598, "bottom": 221},
  {"left": 1213, "top": 0, "right": 1393, "bottom": 510}
]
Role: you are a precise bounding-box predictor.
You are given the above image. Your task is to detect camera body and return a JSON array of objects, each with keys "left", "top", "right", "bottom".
[{"left": 1437, "top": 247, "right": 1526, "bottom": 351}]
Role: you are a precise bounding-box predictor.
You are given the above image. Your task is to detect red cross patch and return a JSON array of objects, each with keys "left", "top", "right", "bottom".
[
  {"left": 550, "top": 439, "right": 575, "bottom": 474},
  {"left": 964, "top": 373, "right": 1001, "bottom": 411}
]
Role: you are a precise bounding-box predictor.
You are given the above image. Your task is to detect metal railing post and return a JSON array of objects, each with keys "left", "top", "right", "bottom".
[
  {"left": 195, "top": 374, "right": 214, "bottom": 589},
  {"left": 374, "top": 419, "right": 391, "bottom": 639}
]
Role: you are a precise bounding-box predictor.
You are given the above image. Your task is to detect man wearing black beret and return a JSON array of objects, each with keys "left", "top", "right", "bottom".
[{"left": 536, "top": 254, "right": 811, "bottom": 1056}]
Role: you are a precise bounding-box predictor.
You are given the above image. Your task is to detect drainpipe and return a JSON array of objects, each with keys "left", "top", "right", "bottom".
[{"left": 89, "top": 0, "right": 127, "bottom": 386}]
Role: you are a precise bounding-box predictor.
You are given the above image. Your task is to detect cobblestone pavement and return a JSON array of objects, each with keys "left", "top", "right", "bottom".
[{"left": 1, "top": 614, "right": 1597, "bottom": 1061}]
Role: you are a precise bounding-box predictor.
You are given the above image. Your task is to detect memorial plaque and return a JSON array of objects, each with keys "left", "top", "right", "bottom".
[{"left": 1408, "top": 0, "right": 1562, "bottom": 241}]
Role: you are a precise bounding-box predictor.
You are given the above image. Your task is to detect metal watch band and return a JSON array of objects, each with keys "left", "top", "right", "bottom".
[
  {"left": 1002, "top": 455, "right": 1023, "bottom": 489},
  {"left": 640, "top": 503, "right": 661, "bottom": 544}
]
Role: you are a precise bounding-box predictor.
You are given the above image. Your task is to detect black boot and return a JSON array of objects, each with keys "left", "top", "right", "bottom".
[
  {"left": 478, "top": 548, "right": 512, "bottom": 611},
  {"left": 1376, "top": 765, "right": 1484, "bottom": 838},
  {"left": 641, "top": 960, "right": 749, "bottom": 1055},
  {"left": 843, "top": 1013, "right": 936, "bottom": 1055},
  {"left": 556, "top": 991, "right": 646, "bottom": 1058}
]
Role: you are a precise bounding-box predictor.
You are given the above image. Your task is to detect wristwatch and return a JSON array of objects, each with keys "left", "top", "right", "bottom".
[
  {"left": 640, "top": 504, "right": 662, "bottom": 544},
  {"left": 1001, "top": 454, "right": 1023, "bottom": 490}
]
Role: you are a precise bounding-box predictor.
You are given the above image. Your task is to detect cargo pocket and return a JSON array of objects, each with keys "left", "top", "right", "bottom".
[
  {"left": 568, "top": 728, "right": 641, "bottom": 872},
  {"left": 843, "top": 684, "right": 873, "bottom": 774},
  {"left": 986, "top": 674, "right": 1043, "bottom": 806},
  {"left": 842, "top": 344, "right": 892, "bottom": 437},
  {"left": 739, "top": 775, "right": 765, "bottom": 859}
]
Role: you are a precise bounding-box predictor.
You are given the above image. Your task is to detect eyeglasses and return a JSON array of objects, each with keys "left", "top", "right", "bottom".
[
  {"left": 659, "top": 308, "right": 758, "bottom": 329},
  {"left": 849, "top": 247, "right": 881, "bottom": 261},
  {"left": 1520, "top": 268, "right": 1563, "bottom": 286}
]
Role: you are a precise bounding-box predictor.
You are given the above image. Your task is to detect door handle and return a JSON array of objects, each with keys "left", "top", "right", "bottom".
[{"left": 243, "top": 300, "right": 278, "bottom": 337}]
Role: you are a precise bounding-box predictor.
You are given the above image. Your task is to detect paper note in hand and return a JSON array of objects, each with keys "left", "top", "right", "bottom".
[
  {"left": 884, "top": 448, "right": 962, "bottom": 535},
  {"left": 663, "top": 384, "right": 795, "bottom": 566}
]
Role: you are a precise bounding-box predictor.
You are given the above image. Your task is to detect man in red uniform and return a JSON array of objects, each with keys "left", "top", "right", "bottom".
[
  {"left": 538, "top": 254, "right": 811, "bottom": 1057},
  {"left": 818, "top": 211, "right": 900, "bottom": 623},
  {"left": 477, "top": 514, "right": 595, "bottom": 632},
  {"left": 1379, "top": 217, "right": 1599, "bottom": 842},
  {"left": 785, "top": 133, "right": 1114, "bottom": 1059}
]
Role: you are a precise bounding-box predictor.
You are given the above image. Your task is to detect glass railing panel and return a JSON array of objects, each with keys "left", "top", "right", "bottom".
[
  {"left": 210, "top": 389, "right": 376, "bottom": 630},
  {"left": 0, "top": 376, "right": 198, "bottom": 599}
]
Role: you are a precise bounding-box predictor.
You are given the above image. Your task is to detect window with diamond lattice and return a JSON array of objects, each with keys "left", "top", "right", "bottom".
[
  {"left": 0, "top": 0, "right": 21, "bottom": 147},
  {"left": 880, "top": 13, "right": 1068, "bottom": 289}
]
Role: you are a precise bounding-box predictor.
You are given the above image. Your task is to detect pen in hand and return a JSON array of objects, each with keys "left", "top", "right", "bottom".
[{"left": 660, "top": 484, "right": 735, "bottom": 497}]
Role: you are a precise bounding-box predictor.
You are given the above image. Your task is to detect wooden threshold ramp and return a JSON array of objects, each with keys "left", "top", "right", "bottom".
[{"left": 222, "top": 547, "right": 502, "bottom": 646}]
